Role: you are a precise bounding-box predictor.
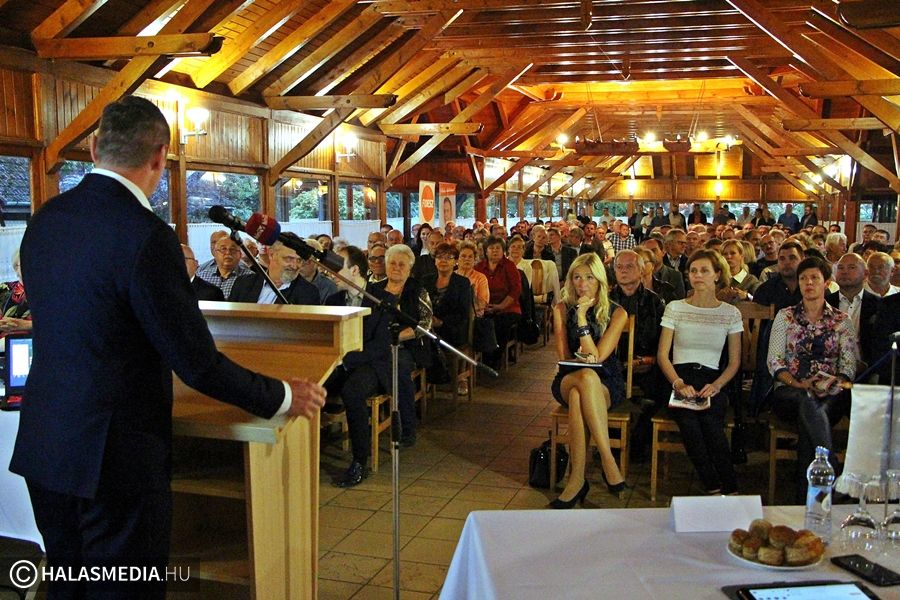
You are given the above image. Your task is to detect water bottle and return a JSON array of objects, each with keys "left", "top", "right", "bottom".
[{"left": 805, "top": 446, "right": 835, "bottom": 544}]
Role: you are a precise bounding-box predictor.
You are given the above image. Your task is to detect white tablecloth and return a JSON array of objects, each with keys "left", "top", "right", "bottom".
[
  {"left": 0, "top": 410, "right": 43, "bottom": 549},
  {"left": 441, "top": 506, "right": 900, "bottom": 600}
]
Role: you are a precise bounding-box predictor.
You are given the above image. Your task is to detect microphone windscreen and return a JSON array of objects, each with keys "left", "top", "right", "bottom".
[
  {"left": 208, "top": 205, "right": 229, "bottom": 225},
  {"left": 245, "top": 213, "right": 281, "bottom": 245}
]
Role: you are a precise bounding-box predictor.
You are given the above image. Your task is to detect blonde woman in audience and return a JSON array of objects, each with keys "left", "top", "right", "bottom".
[
  {"left": 457, "top": 241, "right": 488, "bottom": 316},
  {"left": 718, "top": 239, "right": 760, "bottom": 303},
  {"left": 549, "top": 253, "right": 628, "bottom": 508}
]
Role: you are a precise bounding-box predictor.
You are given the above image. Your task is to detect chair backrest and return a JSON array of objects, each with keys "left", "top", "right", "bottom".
[
  {"left": 614, "top": 314, "right": 637, "bottom": 400},
  {"left": 738, "top": 302, "right": 775, "bottom": 374}
]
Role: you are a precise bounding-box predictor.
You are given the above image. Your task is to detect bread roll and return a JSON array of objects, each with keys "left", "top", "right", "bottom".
[
  {"left": 784, "top": 543, "right": 817, "bottom": 566},
  {"left": 729, "top": 529, "right": 750, "bottom": 554},
  {"left": 742, "top": 535, "right": 763, "bottom": 560},
  {"left": 749, "top": 518, "right": 772, "bottom": 540},
  {"left": 757, "top": 545, "right": 785, "bottom": 566},
  {"left": 768, "top": 525, "right": 797, "bottom": 549}
]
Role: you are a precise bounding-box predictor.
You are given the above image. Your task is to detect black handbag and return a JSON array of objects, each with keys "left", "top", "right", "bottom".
[
  {"left": 528, "top": 435, "right": 569, "bottom": 489},
  {"left": 473, "top": 316, "right": 499, "bottom": 353}
]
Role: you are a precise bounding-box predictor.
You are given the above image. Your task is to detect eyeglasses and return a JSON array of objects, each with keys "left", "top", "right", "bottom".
[
  {"left": 214, "top": 247, "right": 241, "bottom": 255},
  {"left": 434, "top": 254, "right": 456, "bottom": 260},
  {"left": 368, "top": 256, "right": 385, "bottom": 262}
]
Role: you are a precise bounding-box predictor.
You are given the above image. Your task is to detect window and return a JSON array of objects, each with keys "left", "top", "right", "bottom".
[
  {"left": 0, "top": 156, "right": 31, "bottom": 222},
  {"left": 407, "top": 192, "right": 420, "bottom": 221},
  {"left": 337, "top": 181, "right": 378, "bottom": 220},
  {"left": 61, "top": 160, "right": 170, "bottom": 222},
  {"left": 506, "top": 193, "right": 519, "bottom": 220},
  {"left": 550, "top": 196, "right": 562, "bottom": 218},
  {"left": 276, "top": 176, "right": 330, "bottom": 222},
  {"left": 524, "top": 194, "right": 536, "bottom": 218},
  {"left": 386, "top": 190, "right": 404, "bottom": 232},
  {"left": 186, "top": 170, "right": 259, "bottom": 224},
  {"left": 486, "top": 193, "right": 501, "bottom": 221},
  {"left": 456, "top": 192, "right": 475, "bottom": 227}
]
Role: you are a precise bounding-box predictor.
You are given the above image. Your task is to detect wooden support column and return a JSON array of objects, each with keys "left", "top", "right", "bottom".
[{"left": 892, "top": 133, "right": 900, "bottom": 240}]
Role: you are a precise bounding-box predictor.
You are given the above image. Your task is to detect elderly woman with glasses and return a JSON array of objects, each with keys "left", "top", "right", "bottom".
[
  {"left": 422, "top": 243, "right": 472, "bottom": 349},
  {"left": 373, "top": 244, "right": 433, "bottom": 447},
  {"left": 475, "top": 236, "right": 521, "bottom": 368}
]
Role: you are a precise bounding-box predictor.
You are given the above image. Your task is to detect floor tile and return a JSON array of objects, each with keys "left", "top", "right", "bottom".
[
  {"left": 350, "top": 584, "right": 432, "bottom": 600},
  {"left": 329, "top": 489, "right": 393, "bottom": 511},
  {"left": 455, "top": 484, "right": 519, "bottom": 504},
  {"left": 357, "top": 511, "right": 432, "bottom": 536},
  {"left": 400, "top": 537, "right": 458, "bottom": 566},
  {"left": 332, "top": 529, "right": 412, "bottom": 560},
  {"left": 436, "top": 498, "right": 507, "bottom": 519},
  {"left": 319, "top": 578, "right": 362, "bottom": 600},
  {"left": 417, "top": 517, "right": 466, "bottom": 542},
  {"left": 318, "top": 552, "right": 389, "bottom": 584},
  {"left": 320, "top": 526, "right": 353, "bottom": 552},
  {"left": 370, "top": 561, "right": 449, "bottom": 594},
  {"left": 403, "top": 478, "right": 466, "bottom": 499},
  {"left": 383, "top": 494, "right": 452, "bottom": 517}
]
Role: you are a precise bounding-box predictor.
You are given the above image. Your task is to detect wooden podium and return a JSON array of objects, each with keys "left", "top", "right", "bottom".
[{"left": 169, "top": 302, "right": 369, "bottom": 600}]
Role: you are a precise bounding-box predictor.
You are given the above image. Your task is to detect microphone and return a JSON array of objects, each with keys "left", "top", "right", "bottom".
[{"left": 208, "top": 206, "right": 344, "bottom": 272}]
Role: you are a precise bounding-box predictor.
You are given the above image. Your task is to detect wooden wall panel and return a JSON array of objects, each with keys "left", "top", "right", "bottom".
[
  {"left": 389, "top": 158, "right": 481, "bottom": 192},
  {"left": 55, "top": 78, "right": 101, "bottom": 151},
  {"left": 271, "top": 119, "right": 333, "bottom": 171},
  {"left": 336, "top": 137, "right": 384, "bottom": 180},
  {"left": 695, "top": 148, "right": 742, "bottom": 178},
  {"left": 0, "top": 68, "right": 35, "bottom": 141},
  {"left": 765, "top": 181, "right": 809, "bottom": 201},
  {"left": 185, "top": 109, "right": 264, "bottom": 166},
  {"left": 603, "top": 178, "right": 778, "bottom": 202}
]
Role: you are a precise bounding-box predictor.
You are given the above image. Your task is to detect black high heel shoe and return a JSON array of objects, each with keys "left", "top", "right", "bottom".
[
  {"left": 601, "top": 468, "right": 627, "bottom": 496},
  {"left": 548, "top": 481, "right": 589, "bottom": 509}
]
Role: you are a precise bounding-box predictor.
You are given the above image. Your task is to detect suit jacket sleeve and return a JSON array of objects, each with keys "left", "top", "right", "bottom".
[{"left": 130, "top": 226, "right": 285, "bottom": 418}]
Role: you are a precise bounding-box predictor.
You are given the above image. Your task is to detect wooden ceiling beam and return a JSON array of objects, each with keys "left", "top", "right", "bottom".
[
  {"left": 380, "top": 123, "right": 483, "bottom": 135},
  {"left": 375, "top": 0, "right": 811, "bottom": 17},
  {"left": 549, "top": 156, "right": 608, "bottom": 200},
  {"left": 191, "top": 0, "right": 303, "bottom": 88},
  {"left": 190, "top": 0, "right": 254, "bottom": 34},
  {"left": 767, "top": 147, "right": 842, "bottom": 156},
  {"left": 517, "top": 69, "right": 742, "bottom": 85},
  {"left": 227, "top": 0, "right": 357, "bottom": 96},
  {"left": 31, "top": 0, "right": 110, "bottom": 41},
  {"left": 268, "top": 11, "right": 461, "bottom": 186},
  {"left": 43, "top": 0, "right": 217, "bottom": 172},
  {"left": 266, "top": 94, "right": 397, "bottom": 111},
  {"left": 442, "top": 69, "right": 488, "bottom": 106},
  {"left": 806, "top": 13, "right": 900, "bottom": 76},
  {"left": 113, "top": 0, "right": 184, "bottom": 36},
  {"left": 465, "top": 146, "right": 557, "bottom": 159},
  {"left": 307, "top": 21, "right": 407, "bottom": 97},
  {"left": 357, "top": 55, "right": 458, "bottom": 126},
  {"left": 799, "top": 79, "right": 900, "bottom": 98},
  {"left": 782, "top": 117, "right": 890, "bottom": 131},
  {"left": 389, "top": 63, "right": 533, "bottom": 180},
  {"left": 519, "top": 156, "right": 582, "bottom": 197},
  {"left": 263, "top": 7, "right": 383, "bottom": 97},
  {"left": 486, "top": 103, "right": 541, "bottom": 149},
  {"left": 589, "top": 155, "right": 641, "bottom": 201},
  {"left": 729, "top": 55, "right": 900, "bottom": 193},
  {"left": 33, "top": 33, "right": 217, "bottom": 60},
  {"left": 725, "top": 0, "right": 900, "bottom": 132},
  {"left": 811, "top": 4, "right": 900, "bottom": 68},
  {"left": 517, "top": 108, "right": 586, "bottom": 151},
  {"left": 483, "top": 158, "right": 535, "bottom": 195},
  {"left": 377, "top": 66, "right": 471, "bottom": 125}
]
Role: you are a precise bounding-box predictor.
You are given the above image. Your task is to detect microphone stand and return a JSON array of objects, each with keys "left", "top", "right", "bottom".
[
  {"left": 227, "top": 230, "right": 289, "bottom": 305},
  {"left": 313, "top": 256, "right": 497, "bottom": 600}
]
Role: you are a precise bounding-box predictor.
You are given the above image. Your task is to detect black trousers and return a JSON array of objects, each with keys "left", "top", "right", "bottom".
[
  {"left": 484, "top": 312, "right": 520, "bottom": 367},
  {"left": 326, "top": 350, "right": 416, "bottom": 464},
  {"left": 26, "top": 481, "right": 171, "bottom": 600},
  {"left": 773, "top": 385, "right": 850, "bottom": 503},
  {"left": 670, "top": 363, "right": 737, "bottom": 494}
]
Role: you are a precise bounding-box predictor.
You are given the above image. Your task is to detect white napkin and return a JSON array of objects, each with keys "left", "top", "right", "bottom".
[{"left": 834, "top": 384, "right": 899, "bottom": 493}]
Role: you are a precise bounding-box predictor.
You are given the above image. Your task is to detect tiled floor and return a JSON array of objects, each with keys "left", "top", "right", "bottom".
[
  {"left": 0, "top": 339, "right": 794, "bottom": 600},
  {"left": 314, "top": 340, "right": 790, "bottom": 599}
]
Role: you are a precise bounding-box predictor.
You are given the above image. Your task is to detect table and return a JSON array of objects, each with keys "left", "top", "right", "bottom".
[
  {"left": 0, "top": 410, "right": 43, "bottom": 549},
  {"left": 441, "top": 506, "right": 900, "bottom": 600}
]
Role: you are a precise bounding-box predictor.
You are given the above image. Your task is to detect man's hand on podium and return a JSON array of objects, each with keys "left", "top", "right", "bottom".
[{"left": 288, "top": 378, "right": 327, "bottom": 419}]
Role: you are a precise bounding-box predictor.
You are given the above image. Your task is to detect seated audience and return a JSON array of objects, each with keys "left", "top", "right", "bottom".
[
  {"left": 386, "top": 229, "right": 404, "bottom": 247},
  {"left": 457, "top": 241, "right": 489, "bottom": 316},
  {"left": 367, "top": 242, "right": 387, "bottom": 282},
  {"left": 864, "top": 252, "right": 898, "bottom": 297},
  {"left": 367, "top": 231, "right": 387, "bottom": 253},
  {"left": 827, "top": 253, "right": 880, "bottom": 368},
  {"left": 717, "top": 239, "right": 760, "bottom": 303},
  {"left": 524, "top": 224, "right": 554, "bottom": 260},
  {"left": 550, "top": 253, "right": 628, "bottom": 508},
  {"left": 316, "top": 233, "right": 333, "bottom": 252},
  {"left": 181, "top": 244, "right": 224, "bottom": 301},
  {"left": 768, "top": 256, "right": 857, "bottom": 502},
  {"left": 548, "top": 227, "right": 577, "bottom": 283},
  {"left": 475, "top": 236, "right": 522, "bottom": 369},
  {"left": 422, "top": 243, "right": 472, "bottom": 349},
  {"left": 872, "top": 292, "right": 900, "bottom": 384},
  {"left": 657, "top": 249, "right": 742, "bottom": 495},
  {"left": 751, "top": 234, "right": 778, "bottom": 278},
  {"left": 411, "top": 228, "right": 443, "bottom": 281},
  {"left": 642, "top": 237, "right": 685, "bottom": 301},
  {"left": 197, "top": 234, "right": 251, "bottom": 299},
  {"left": 0, "top": 249, "right": 32, "bottom": 335},
  {"left": 298, "top": 238, "right": 337, "bottom": 302},
  {"left": 230, "top": 241, "right": 320, "bottom": 305}
]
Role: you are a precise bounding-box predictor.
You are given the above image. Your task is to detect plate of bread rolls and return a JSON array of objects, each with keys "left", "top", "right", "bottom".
[{"left": 727, "top": 518, "right": 825, "bottom": 570}]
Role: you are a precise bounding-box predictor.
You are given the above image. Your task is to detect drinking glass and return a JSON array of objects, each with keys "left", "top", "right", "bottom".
[
  {"left": 882, "top": 470, "right": 900, "bottom": 553},
  {"left": 839, "top": 473, "right": 882, "bottom": 555}
]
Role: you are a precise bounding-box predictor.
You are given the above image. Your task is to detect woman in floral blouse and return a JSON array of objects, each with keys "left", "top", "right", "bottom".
[{"left": 768, "top": 255, "right": 857, "bottom": 502}]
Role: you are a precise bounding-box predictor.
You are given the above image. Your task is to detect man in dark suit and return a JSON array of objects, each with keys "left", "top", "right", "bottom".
[
  {"left": 827, "top": 253, "right": 881, "bottom": 368},
  {"left": 642, "top": 238, "right": 685, "bottom": 300},
  {"left": 229, "top": 240, "right": 320, "bottom": 305},
  {"left": 11, "top": 97, "right": 325, "bottom": 599},
  {"left": 324, "top": 245, "right": 397, "bottom": 487},
  {"left": 547, "top": 227, "right": 577, "bottom": 282},
  {"left": 872, "top": 293, "right": 900, "bottom": 384},
  {"left": 182, "top": 244, "right": 225, "bottom": 301}
]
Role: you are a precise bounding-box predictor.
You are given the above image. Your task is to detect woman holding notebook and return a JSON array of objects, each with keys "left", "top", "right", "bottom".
[
  {"left": 549, "top": 253, "right": 627, "bottom": 508},
  {"left": 657, "top": 249, "right": 743, "bottom": 495}
]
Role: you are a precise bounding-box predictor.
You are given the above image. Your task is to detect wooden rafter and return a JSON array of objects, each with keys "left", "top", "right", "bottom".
[
  {"left": 227, "top": 0, "right": 357, "bottom": 96},
  {"left": 34, "top": 33, "right": 217, "bottom": 61},
  {"left": 518, "top": 107, "right": 587, "bottom": 151},
  {"left": 519, "top": 157, "right": 582, "bottom": 197},
  {"left": 589, "top": 156, "right": 640, "bottom": 201},
  {"left": 799, "top": 79, "right": 900, "bottom": 98},
  {"left": 442, "top": 69, "right": 488, "bottom": 106},
  {"left": 730, "top": 55, "right": 900, "bottom": 192},
  {"left": 43, "top": 0, "right": 217, "bottom": 172},
  {"left": 377, "top": 66, "right": 471, "bottom": 126},
  {"left": 725, "top": 0, "right": 900, "bottom": 133},
  {"left": 389, "top": 63, "right": 533, "bottom": 180},
  {"left": 379, "top": 123, "right": 483, "bottom": 136},
  {"left": 549, "top": 156, "right": 608, "bottom": 200},
  {"left": 807, "top": 12, "right": 900, "bottom": 76},
  {"left": 463, "top": 147, "right": 555, "bottom": 159},
  {"left": 266, "top": 95, "right": 397, "bottom": 111},
  {"left": 483, "top": 158, "right": 534, "bottom": 195},
  {"left": 263, "top": 7, "right": 383, "bottom": 97},
  {"left": 782, "top": 117, "right": 889, "bottom": 131},
  {"left": 267, "top": 11, "right": 462, "bottom": 186},
  {"left": 355, "top": 53, "right": 452, "bottom": 125},
  {"left": 31, "top": 0, "right": 110, "bottom": 41},
  {"left": 112, "top": 0, "right": 184, "bottom": 36},
  {"left": 191, "top": 0, "right": 304, "bottom": 89}
]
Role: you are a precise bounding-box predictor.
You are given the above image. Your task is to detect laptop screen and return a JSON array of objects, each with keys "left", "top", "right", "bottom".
[{"left": 5, "top": 333, "right": 33, "bottom": 395}]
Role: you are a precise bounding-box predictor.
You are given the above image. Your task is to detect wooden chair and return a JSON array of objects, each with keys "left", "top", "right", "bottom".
[
  {"left": 620, "top": 314, "right": 654, "bottom": 401},
  {"left": 321, "top": 407, "right": 349, "bottom": 452},
  {"left": 549, "top": 404, "right": 631, "bottom": 491},
  {"left": 649, "top": 303, "right": 774, "bottom": 501},
  {"left": 367, "top": 394, "right": 392, "bottom": 473},
  {"left": 501, "top": 323, "right": 519, "bottom": 370},
  {"left": 412, "top": 367, "right": 427, "bottom": 422}
]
